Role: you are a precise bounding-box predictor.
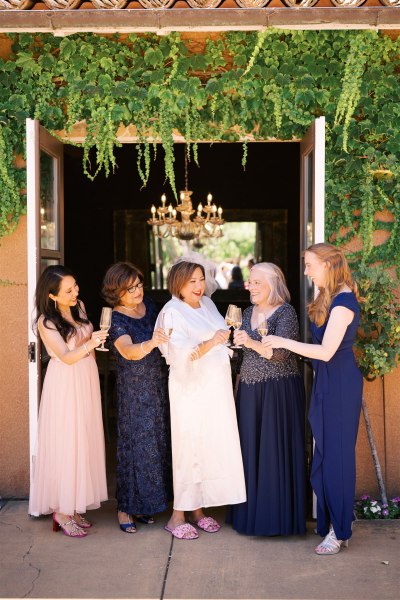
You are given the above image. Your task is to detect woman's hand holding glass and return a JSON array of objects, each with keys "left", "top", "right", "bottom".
[
  {"left": 233, "top": 329, "right": 252, "bottom": 348},
  {"left": 152, "top": 327, "right": 170, "bottom": 347},
  {"left": 212, "top": 329, "right": 231, "bottom": 347},
  {"left": 90, "top": 329, "right": 109, "bottom": 350}
]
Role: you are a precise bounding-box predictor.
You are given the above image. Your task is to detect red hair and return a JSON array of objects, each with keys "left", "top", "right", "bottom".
[{"left": 306, "top": 243, "right": 360, "bottom": 326}]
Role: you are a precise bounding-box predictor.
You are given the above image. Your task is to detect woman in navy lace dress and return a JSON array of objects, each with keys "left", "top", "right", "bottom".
[
  {"left": 102, "top": 262, "right": 172, "bottom": 533},
  {"left": 264, "top": 244, "right": 363, "bottom": 555},
  {"left": 227, "top": 263, "right": 306, "bottom": 536}
]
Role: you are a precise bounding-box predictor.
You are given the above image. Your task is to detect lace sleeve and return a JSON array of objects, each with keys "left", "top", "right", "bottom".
[{"left": 270, "top": 304, "right": 300, "bottom": 363}]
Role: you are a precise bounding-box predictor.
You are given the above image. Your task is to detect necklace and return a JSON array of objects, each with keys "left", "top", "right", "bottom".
[{"left": 120, "top": 304, "right": 137, "bottom": 311}]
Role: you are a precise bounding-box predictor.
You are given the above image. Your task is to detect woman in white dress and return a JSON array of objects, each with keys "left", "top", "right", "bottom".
[{"left": 156, "top": 261, "right": 246, "bottom": 540}]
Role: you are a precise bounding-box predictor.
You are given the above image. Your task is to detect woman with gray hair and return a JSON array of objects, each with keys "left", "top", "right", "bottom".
[{"left": 227, "top": 262, "right": 307, "bottom": 536}]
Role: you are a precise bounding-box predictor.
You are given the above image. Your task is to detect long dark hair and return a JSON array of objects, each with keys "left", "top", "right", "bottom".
[{"left": 34, "top": 265, "right": 89, "bottom": 342}]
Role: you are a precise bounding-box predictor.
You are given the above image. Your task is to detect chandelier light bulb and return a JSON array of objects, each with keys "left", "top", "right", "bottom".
[
  {"left": 212, "top": 204, "right": 217, "bottom": 214},
  {"left": 198, "top": 203, "right": 203, "bottom": 213},
  {"left": 207, "top": 193, "right": 213, "bottom": 205},
  {"left": 161, "top": 194, "right": 166, "bottom": 204},
  {"left": 172, "top": 209, "right": 177, "bottom": 218},
  {"left": 168, "top": 204, "right": 173, "bottom": 215},
  {"left": 180, "top": 192, "right": 185, "bottom": 201},
  {"left": 218, "top": 207, "right": 223, "bottom": 216}
]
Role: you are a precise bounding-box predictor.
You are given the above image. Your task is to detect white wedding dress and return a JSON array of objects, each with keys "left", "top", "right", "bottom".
[{"left": 156, "top": 295, "right": 246, "bottom": 511}]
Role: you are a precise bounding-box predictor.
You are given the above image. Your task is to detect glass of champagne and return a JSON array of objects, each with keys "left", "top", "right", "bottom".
[
  {"left": 225, "top": 304, "right": 236, "bottom": 347},
  {"left": 162, "top": 313, "right": 173, "bottom": 338},
  {"left": 231, "top": 306, "right": 243, "bottom": 349},
  {"left": 256, "top": 312, "right": 272, "bottom": 359},
  {"left": 96, "top": 307, "right": 112, "bottom": 352},
  {"left": 256, "top": 313, "right": 268, "bottom": 337}
]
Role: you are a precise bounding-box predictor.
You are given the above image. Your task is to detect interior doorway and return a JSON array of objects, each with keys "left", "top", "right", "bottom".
[{"left": 63, "top": 142, "right": 301, "bottom": 326}]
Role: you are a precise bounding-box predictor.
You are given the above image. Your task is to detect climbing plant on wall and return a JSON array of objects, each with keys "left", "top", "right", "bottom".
[{"left": 0, "top": 30, "right": 399, "bottom": 377}]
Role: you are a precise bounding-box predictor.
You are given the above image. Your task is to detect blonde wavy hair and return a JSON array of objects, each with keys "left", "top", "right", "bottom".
[
  {"left": 306, "top": 243, "right": 360, "bottom": 326},
  {"left": 250, "top": 262, "right": 291, "bottom": 305}
]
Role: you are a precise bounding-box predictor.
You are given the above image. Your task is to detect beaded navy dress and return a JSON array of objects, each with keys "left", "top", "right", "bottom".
[
  {"left": 109, "top": 297, "right": 172, "bottom": 516},
  {"left": 309, "top": 292, "right": 363, "bottom": 541},
  {"left": 227, "top": 303, "right": 307, "bottom": 536}
]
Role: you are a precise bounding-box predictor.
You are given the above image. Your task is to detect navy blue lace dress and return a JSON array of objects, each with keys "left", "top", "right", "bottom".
[
  {"left": 309, "top": 292, "right": 363, "bottom": 541},
  {"left": 227, "top": 303, "right": 307, "bottom": 536},
  {"left": 108, "top": 296, "right": 172, "bottom": 516}
]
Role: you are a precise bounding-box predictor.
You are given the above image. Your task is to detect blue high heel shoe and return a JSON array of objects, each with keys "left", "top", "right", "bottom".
[{"left": 118, "top": 511, "right": 136, "bottom": 533}]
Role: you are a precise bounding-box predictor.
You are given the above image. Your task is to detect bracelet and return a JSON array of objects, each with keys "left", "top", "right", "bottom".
[
  {"left": 140, "top": 341, "right": 149, "bottom": 355},
  {"left": 83, "top": 343, "right": 90, "bottom": 356}
]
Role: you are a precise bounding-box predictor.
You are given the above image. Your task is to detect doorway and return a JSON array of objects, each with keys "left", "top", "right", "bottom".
[
  {"left": 27, "top": 120, "right": 325, "bottom": 508},
  {"left": 63, "top": 142, "right": 301, "bottom": 325}
]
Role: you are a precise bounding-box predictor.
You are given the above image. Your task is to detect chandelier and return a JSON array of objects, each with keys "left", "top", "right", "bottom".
[{"left": 147, "top": 153, "right": 224, "bottom": 241}]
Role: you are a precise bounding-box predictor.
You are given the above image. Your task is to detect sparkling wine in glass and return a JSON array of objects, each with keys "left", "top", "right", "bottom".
[
  {"left": 96, "top": 307, "right": 112, "bottom": 352},
  {"left": 225, "top": 304, "right": 236, "bottom": 328},
  {"left": 162, "top": 313, "right": 173, "bottom": 338},
  {"left": 225, "top": 305, "right": 237, "bottom": 347},
  {"left": 256, "top": 312, "right": 272, "bottom": 359},
  {"left": 231, "top": 306, "right": 242, "bottom": 349},
  {"left": 256, "top": 313, "right": 268, "bottom": 337}
]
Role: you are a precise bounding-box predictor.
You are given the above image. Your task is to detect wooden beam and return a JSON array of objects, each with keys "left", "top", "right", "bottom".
[{"left": 0, "top": 9, "right": 399, "bottom": 36}]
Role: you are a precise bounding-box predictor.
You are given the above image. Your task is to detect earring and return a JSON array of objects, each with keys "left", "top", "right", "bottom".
[{"left": 54, "top": 299, "right": 57, "bottom": 310}]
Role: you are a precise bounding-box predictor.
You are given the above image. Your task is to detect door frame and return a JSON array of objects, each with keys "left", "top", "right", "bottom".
[{"left": 27, "top": 119, "right": 64, "bottom": 482}]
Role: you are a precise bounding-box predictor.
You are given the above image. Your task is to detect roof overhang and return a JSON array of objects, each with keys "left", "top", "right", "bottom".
[{"left": 1, "top": 9, "right": 400, "bottom": 36}]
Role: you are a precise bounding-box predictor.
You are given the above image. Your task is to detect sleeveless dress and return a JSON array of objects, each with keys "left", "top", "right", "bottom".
[
  {"left": 309, "top": 292, "right": 363, "bottom": 541},
  {"left": 108, "top": 297, "right": 172, "bottom": 516},
  {"left": 227, "top": 303, "right": 307, "bottom": 536},
  {"left": 29, "top": 320, "right": 108, "bottom": 517}
]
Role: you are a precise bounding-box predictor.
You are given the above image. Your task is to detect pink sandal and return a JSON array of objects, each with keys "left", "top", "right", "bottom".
[
  {"left": 164, "top": 523, "right": 199, "bottom": 540},
  {"left": 195, "top": 516, "right": 221, "bottom": 533}
]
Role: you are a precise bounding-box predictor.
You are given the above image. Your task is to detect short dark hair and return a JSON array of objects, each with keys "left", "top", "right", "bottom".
[
  {"left": 102, "top": 262, "right": 144, "bottom": 307},
  {"left": 167, "top": 262, "right": 205, "bottom": 300}
]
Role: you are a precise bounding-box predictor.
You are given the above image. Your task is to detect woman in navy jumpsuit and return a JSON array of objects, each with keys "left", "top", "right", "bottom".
[{"left": 264, "top": 243, "right": 363, "bottom": 555}]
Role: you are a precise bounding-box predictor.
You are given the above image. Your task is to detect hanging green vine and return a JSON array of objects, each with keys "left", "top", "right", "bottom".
[{"left": 0, "top": 30, "right": 399, "bottom": 378}]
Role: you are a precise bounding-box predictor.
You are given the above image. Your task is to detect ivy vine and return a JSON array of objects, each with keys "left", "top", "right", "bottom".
[{"left": 0, "top": 30, "right": 398, "bottom": 378}]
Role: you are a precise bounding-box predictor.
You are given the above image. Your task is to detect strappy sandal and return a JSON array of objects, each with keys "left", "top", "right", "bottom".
[
  {"left": 74, "top": 513, "right": 92, "bottom": 529},
  {"left": 118, "top": 511, "right": 136, "bottom": 534},
  {"left": 315, "top": 527, "right": 348, "bottom": 555},
  {"left": 134, "top": 514, "right": 155, "bottom": 525},
  {"left": 52, "top": 513, "right": 87, "bottom": 538},
  {"left": 164, "top": 523, "right": 199, "bottom": 540}
]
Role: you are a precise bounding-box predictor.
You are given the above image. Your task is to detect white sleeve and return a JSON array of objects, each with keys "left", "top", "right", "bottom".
[{"left": 155, "top": 308, "right": 194, "bottom": 373}]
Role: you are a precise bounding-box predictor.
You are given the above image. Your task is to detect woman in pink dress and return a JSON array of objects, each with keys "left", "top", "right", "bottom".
[{"left": 29, "top": 266, "right": 108, "bottom": 538}]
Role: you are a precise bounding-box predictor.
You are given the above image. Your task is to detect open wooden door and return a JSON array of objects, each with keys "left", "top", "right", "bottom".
[
  {"left": 299, "top": 116, "right": 325, "bottom": 517},
  {"left": 299, "top": 116, "right": 325, "bottom": 340},
  {"left": 26, "top": 119, "right": 64, "bottom": 482}
]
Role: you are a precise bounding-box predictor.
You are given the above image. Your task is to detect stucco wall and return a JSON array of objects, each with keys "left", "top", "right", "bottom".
[
  {"left": 356, "top": 371, "right": 400, "bottom": 499},
  {"left": 0, "top": 216, "right": 29, "bottom": 498}
]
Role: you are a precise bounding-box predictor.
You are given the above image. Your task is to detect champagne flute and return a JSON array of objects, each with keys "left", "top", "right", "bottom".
[
  {"left": 96, "top": 307, "right": 112, "bottom": 352},
  {"left": 225, "top": 304, "right": 236, "bottom": 348},
  {"left": 256, "top": 313, "right": 268, "bottom": 337},
  {"left": 256, "top": 312, "right": 272, "bottom": 359},
  {"left": 225, "top": 304, "right": 236, "bottom": 329},
  {"left": 231, "top": 306, "right": 243, "bottom": 349},
  {"left": 161, "top": 313, "right": 173, "bottom": 338}
]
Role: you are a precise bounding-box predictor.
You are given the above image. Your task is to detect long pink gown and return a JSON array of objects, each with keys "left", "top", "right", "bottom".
[{"left": 29, "top": 319, "right": 108, "bottom": 517}]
